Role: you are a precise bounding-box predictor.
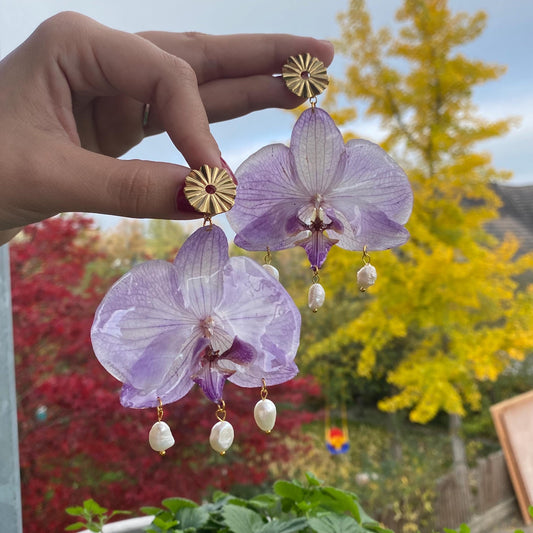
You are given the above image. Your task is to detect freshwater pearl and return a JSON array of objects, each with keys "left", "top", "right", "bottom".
[
  {"left": 209, "top": 420, "right": 234, "bottom": 455},
  {"left": 148, "top": 421, "right": 175, "bottom": 453},
  {"left": 308, "top": 283, "right": 325, "bottom": 312},
  {"left": 357, "top": 264, "right": 377, "bottom": 292},
  {"left": 262, "top": 264, "right": 280, "bottom": 281},
  {"left": 254, "top": 399, "right": 276, "bottom": 433}
]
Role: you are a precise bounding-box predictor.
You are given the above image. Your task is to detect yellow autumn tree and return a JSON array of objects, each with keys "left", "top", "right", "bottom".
[{"left": 304, "top": 0, "right": 533, "bottom": 425}]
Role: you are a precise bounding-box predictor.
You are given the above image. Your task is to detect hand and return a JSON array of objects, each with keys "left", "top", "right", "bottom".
[{"left": 0, "top": 11, "right": 334, "bottom": 242}]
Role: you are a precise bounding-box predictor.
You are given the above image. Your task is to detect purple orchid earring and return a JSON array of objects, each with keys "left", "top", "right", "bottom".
[
  {"left": 91, "top": 165, "right": 301, "bottom": 456},
  {"left": 227, "top": 53, "right": 413, "bottom": 311}
]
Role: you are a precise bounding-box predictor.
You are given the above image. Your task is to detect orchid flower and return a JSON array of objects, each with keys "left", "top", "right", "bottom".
[
  {"left": 227, "top": 107, "right": 413, "bottom": 270},
  {"left": 91, "top": 225, "right": 300, "bottom": 409}
]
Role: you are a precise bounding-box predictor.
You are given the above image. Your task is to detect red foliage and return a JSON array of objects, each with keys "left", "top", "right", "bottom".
[{"left": 10, "top": 215, "right": 320, "bottom": 532}]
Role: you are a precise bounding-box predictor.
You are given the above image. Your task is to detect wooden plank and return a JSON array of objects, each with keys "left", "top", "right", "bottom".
[
  {"left": 435, "top": 465, "right": 473, "bottom": 529},
  {"left": 491, "top": 390, "right": 533, "bottom": 524}
]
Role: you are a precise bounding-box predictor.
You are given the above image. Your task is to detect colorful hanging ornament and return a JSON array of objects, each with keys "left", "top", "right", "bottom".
[
  {"left": 325, "top": 400, "right": 350, "bottom": 455},
  {"left": 227, "top": 54, "right": 413, "bottom": 308},
  {"left": 91, "top": 165, "right": 300, "bottom": 455}
]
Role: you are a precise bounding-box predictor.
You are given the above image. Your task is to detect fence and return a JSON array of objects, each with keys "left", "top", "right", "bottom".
[{"left": 434, "top": 450, "right": 516, "bottom": 532}]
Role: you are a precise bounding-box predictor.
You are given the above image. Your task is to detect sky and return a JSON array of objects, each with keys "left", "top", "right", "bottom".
[{"left": 1, "top": 0, "right": 532, "bottom": 227}]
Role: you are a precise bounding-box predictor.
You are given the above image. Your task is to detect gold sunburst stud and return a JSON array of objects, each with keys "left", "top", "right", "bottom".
[
  {"left": 282, "top": 53, "right": 329, "bottom": 98},
  {"left": 184, "top": 165, "right": 236, "bottom": 216}
]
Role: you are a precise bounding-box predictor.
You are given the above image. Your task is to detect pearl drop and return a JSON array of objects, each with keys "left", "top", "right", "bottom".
[
  {"left": 209, "top": 420, "right": 234, "bottom": 455},
  {"left": 308, "top": 282, "right": 325, "bottom": 312},
  {"left": 357, "top": 264, "right": 377, "bottom": 292},
  {"left": 254, "top": 399, "right": 277, "bottom": 433},
  {"left": 262, "top": 264, "right": 280, "bottom": 281},
  {"left": 149, "top": 421, "right": 175, "bottom": 453}
]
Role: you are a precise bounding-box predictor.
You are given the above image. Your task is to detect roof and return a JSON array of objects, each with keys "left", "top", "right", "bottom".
[{"left": 488, "top": 183, "right": 533, "bottom": 254}]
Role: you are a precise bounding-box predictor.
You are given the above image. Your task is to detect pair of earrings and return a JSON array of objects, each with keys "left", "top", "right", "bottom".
[
  {"left": 149, "top": 380, "right": 276, "bottom": 456},
  {"left": 91, "top": 52, "right": 412, "bottom": 458}
]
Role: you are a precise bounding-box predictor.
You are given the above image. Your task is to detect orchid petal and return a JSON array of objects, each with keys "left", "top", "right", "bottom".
[
  {"left": 329, "top": 139, "right": 413, "bottom": 225},
  {"left": 294, "top": 231, "right": 339, "bottom": 269},
  {"left": 120, "top": 335, "right": 209, "bottom": 408},
  {"left": 219, "top": 256, "right": 300, "bottom": 388},
  {"left": 221, "top": 337, "right": 256, "bottom": 365},
  {"left": 228, "top": 144, "right": 308, "bottom": 251},
  {"left": 193, "top": 338, "right": 256, "bottom": 402},
  {"left": 173, "top": 225, "right": 228, "bottom": 317},
  {"left": 91, "top": 260, "right": 196, "bottom": 385},
  {"left": 193, "top": 363, "right": 230, "bottom": 403},
  {"left": 290, "top": 107, "right": 346, "bottom": 195},
  {"left": 329, "top": 207, "right": 410, "bottom": 251}
]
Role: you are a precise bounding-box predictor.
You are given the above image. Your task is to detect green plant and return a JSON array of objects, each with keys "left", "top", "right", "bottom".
[
  {"left": 141, "top": 472, "right": 392, "bottom": 533},
  {"left": 65, "top": 498, "right": 130, "bottom": 532}
]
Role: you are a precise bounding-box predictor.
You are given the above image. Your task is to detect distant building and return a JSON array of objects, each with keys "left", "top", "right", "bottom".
[{"left": 488, "top": 183, "right": 533, "bottom": 255}]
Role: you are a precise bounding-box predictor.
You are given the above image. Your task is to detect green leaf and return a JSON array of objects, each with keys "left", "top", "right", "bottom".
[
  {"left": 258, "top": 517, "right": 309, "bottom": 533},
  {"left": 162, "top": 497, "right": 198, "bottom": 514},
  {"left": 305, "top": 472, "right": 323, "bottom": 487},
  {"left": 318, "top": 487, "right": 362, "bottom": 522},
  {"left": 514, "top": 529, "right": 525, "bottom": 533},
  {"left": 212, "top": 490, "right": 230, "bottom": 502},
  {"left": 151, "top": 516, "right": 179, "bottom": 530},
  {"left": 83, "top": 499, "right": 107, "bottom": 516},
  {"left": 249, "top": 493, "right": 279, "bottom": 512},
  {"left": 141, "top": 506, "right": 162, "bottom": 516},
  {"left": 308, "top": 513, "right": 366, "bottom": 533},
  {"left": 65, "top": 506, "right": 85, "bottom": 517},
  {"left": 223, "top": 504, "right": 265, "bottom": 533},
  {"left": 273, "top": 481, "right": 305, "bottom": 502},
  {"left": 225, "top": 496, "right": 251, "bottom": 508},
  {"left": 109, "top": 510, "right": 132, "bottom": 518},
  {"left": 361, "top": 524, "right": 393, "bottom": 533},
  {"left": 459, "top": 525, "right": 471, "bottom": 533},
  {"left": 177, "top": 506, "right": 209, "bottom": 529},
  {"left": 64, "top": 522, "right": 87, "bottom": 531}
]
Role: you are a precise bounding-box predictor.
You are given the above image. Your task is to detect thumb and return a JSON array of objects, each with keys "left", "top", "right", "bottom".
[{"left": 39, "top": 144, "right": 200, "bottom": 220}]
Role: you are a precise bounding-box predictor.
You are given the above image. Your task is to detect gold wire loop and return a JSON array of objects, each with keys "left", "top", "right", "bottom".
[
  {"left": 310, "top": 96, "right": 318, "bottom": 109},
  {"left": 216, "top": 400, "right": 226, "bottom": 422},
  {"left": 203, "top": 214, "right": 213, "bottom": 228},
  {"left": 311, "top": 265, "right": 320, "bottom": 284},
  {"left": 157, "top": 397, "right": 164, "bottom": 422},
  {"left": 264, "top": 247, "right": 272, "bottom": 265},
  {"left": 260, "top": 378, "right": 268, "bottom": 400},
  {"left": 362, "top": 245, "right": 371, "bottom": 265}
]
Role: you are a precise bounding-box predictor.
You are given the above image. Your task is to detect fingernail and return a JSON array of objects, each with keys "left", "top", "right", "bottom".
[
  {"left": 176, "top": 183, "right": 199, "bottom": 215},
  {"left": 221, "top": 157, "right": 238, "bottom": 185}
]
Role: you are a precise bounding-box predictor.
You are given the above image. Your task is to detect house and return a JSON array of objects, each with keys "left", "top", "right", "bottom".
[{"left": 488, "top": 183, "right": 533, "bottom": 255}]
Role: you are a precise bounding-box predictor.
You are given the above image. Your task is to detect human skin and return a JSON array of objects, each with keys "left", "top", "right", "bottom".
[{"left": 0, "top": 11, "right": 334, "bottom": 244}]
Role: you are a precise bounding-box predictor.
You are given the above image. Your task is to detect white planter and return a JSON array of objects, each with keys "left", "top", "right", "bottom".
[{"left": 81, "top": 515, "right": 154, "bottom": 533}]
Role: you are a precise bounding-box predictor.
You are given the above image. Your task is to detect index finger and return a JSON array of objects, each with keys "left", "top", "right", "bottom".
[
  {"left": 138, "top": 32, "right": 335, "bottom": 84},
  {"left": 41, "top": 13, "right": 222, "bottom": 170}
]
